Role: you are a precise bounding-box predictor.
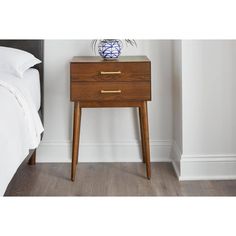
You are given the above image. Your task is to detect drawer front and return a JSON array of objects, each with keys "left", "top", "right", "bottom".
[
  {"left": 71, "top": 62, "right": 151, "bottom": 82},
  {"left": 71, "top": 81, "right": 151, "bottom": 101}
]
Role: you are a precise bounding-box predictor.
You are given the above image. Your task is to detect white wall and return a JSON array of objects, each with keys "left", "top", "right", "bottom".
[
  {"left": 172, "top": 40, "right": 236, "bottom": 180},
  {"left": 172, "top": 41, "right": 182, "bottom": 151},
  {"left": 172, "top": 40, "right": 182, "bottom": 175},
  {"left": 182, "top": 40, "right": 236, "bottom": 155},
  {"left": 38, "top": 40, "right": 173, "bottom": 162}
]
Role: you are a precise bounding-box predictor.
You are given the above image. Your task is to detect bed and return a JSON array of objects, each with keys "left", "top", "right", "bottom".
[{"left": 0, "top": 40, "right": 44, "bottom": 196}]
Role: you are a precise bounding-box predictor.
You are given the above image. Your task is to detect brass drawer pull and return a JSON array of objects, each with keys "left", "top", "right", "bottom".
[
  {"left": 100, "top": 90, "right": 122, "bottom": 94},
  {"left": 100, "top": 71, "right": 121, "bottom": 75}
]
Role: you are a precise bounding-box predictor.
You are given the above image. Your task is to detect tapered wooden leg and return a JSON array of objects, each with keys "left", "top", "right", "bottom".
[
  {"left": 139, "top": 102, "right": 151, "bottom": 179},
  {"left": 28, "top": 150, "right": 36, "bottom": 165},
  {"left": 139, "top": 108, "right": 146, "bottom": 163},
  {"left": 71, "top": 102, "right": 81, "bottom": 181},
  {"left": 76, "top": 107, "right": 81, "bottom": 165}
]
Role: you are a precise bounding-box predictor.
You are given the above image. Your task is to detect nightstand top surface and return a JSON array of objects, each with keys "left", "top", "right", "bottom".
[{"left": 71, "top": 56, "right": 150, "bottom": 63}]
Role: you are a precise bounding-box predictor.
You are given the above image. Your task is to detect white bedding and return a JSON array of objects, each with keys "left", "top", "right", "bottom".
[
  {"left": 21, "top": 69, "right": 41, "bottom": 111},
  {"left": 0, "top": 71, "right": 43, "bottom": 196}
]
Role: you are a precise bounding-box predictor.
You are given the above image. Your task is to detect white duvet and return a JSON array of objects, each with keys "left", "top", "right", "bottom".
[{"left": 0, "top": 71, "right": 44, "bottom": 196}]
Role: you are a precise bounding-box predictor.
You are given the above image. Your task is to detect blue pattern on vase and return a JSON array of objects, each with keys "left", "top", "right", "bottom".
[{"left": 98, "top": 39, "right": 123, "bottom": 59}]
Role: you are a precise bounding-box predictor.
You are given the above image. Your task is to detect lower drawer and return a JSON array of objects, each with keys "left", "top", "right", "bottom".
[{"left": 71, "top": 81, "right": 151, "bottom": 101}]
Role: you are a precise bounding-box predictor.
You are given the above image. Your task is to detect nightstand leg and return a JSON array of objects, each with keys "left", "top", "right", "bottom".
[
  {"left": 71, "top": 102, "right": 81, "bottom": 181},
  {"left": 139, "top": 101, "right": 151, "bottom": 179},
  {"left": 76, "top": 107, "right": 82, "bottom": 165},
  {"left": 139, "top": 107, "right": 146, "bottom": 163}
]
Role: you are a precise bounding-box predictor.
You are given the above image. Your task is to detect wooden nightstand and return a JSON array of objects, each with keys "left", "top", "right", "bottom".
[{"left": 70, "top": 56, "right": 151, "bottom": 181}]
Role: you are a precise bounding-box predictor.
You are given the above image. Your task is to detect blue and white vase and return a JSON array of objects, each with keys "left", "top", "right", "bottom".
[{"left": 98, "top": 39, "right": 123, "bottom": 60}]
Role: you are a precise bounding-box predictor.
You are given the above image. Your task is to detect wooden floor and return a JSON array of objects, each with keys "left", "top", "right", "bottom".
[{"left": 5, "top": 161, "right": 236, "bottom": 196}]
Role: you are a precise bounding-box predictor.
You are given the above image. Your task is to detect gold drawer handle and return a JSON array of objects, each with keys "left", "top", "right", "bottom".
[
  {"left": 100, "top": 90, "right": 122, "bottom": 94},
  {"left": 100, "top": 71, "right": 121, "bottom": 75}
]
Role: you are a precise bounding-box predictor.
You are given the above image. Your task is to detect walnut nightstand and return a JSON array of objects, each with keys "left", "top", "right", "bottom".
[{"left": 70, "top": 56, "right": 152, "bottom": 181}]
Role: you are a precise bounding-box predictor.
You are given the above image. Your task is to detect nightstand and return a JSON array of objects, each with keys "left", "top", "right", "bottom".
[{"left": 70, "top": 56, "right": 152, "bottom": 181}]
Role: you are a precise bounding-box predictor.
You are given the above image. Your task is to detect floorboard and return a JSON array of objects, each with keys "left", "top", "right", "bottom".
[{"left": 4, "top": 162, "right": 236, "bottom": 196}]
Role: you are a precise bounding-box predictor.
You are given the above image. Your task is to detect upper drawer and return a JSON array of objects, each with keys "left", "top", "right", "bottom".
[{"left": 70, "top": 62, "right": 151, "bottom": 82}]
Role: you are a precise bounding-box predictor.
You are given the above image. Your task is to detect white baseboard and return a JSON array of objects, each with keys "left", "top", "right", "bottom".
[
  {"left": 38, "top": 139, "right": 236, "bottom": 180},
  {"left": 171, "top": 142, "right": 236, "bottom": 180},
  {"left": 37, "top": 140, "right": 172, "bottom": 163},
  {"left": 180, "top": 154, "right": 236, "bottom": 180}
]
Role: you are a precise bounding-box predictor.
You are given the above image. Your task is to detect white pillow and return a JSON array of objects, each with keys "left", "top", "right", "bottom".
[{"left": 0, "top": 46, "right": 41, "bottom": 78}]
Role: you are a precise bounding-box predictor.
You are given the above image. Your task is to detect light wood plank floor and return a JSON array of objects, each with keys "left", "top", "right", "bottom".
[{"left": 4, "top": 161, "right": 236, "bottom": 196}]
